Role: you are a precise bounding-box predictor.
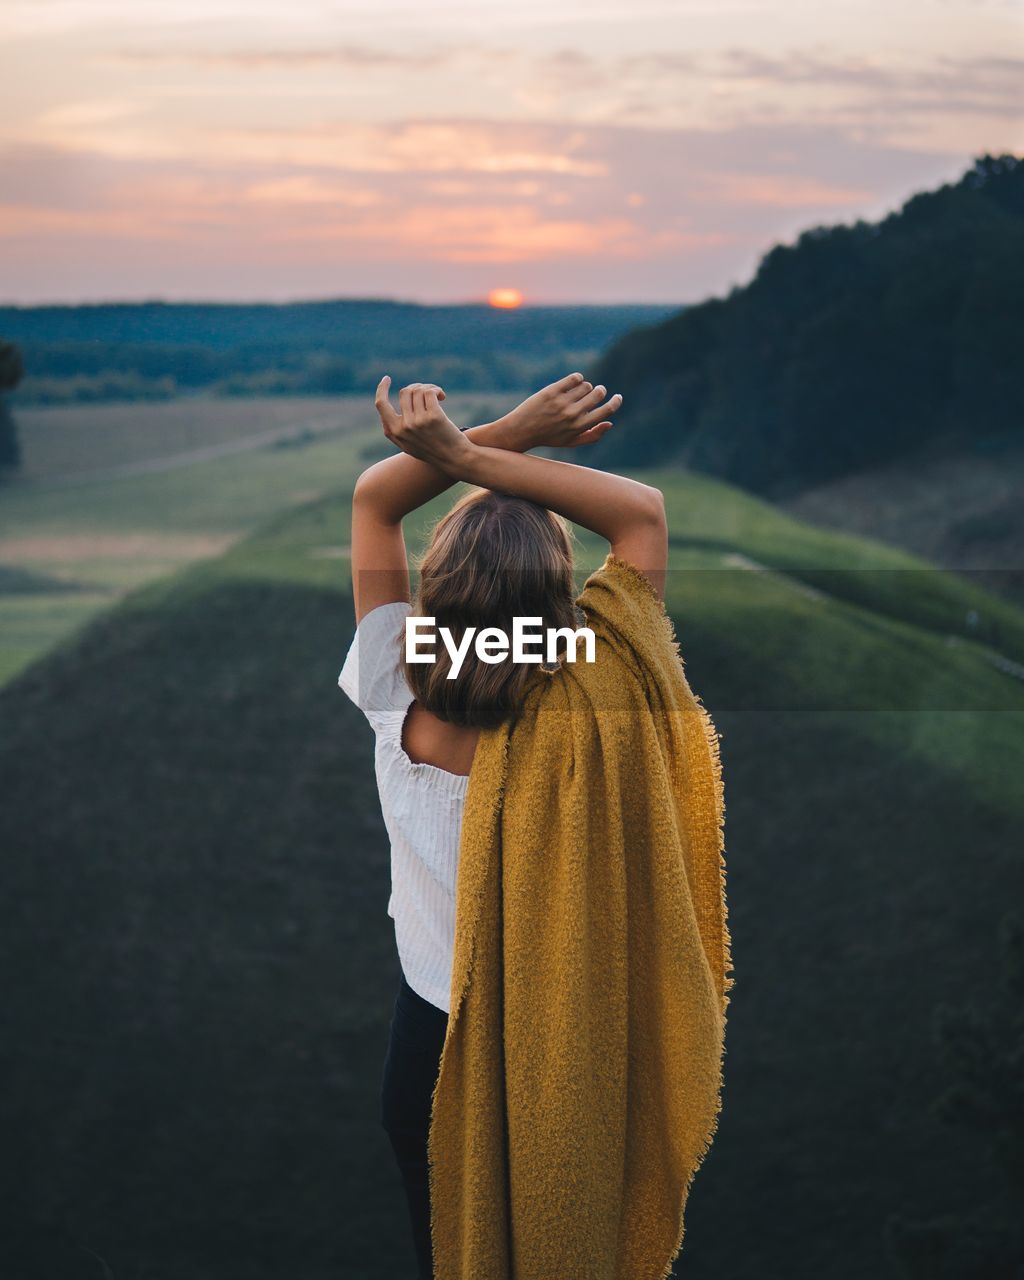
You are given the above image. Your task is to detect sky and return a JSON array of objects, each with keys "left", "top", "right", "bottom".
[{"left": 1, "top": 0, "right": 1021, "bottom": 305}]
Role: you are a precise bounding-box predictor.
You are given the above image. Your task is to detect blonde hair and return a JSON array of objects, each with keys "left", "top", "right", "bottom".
[{"left": 401, "top": 488, "right": 578, "bottom": 728}]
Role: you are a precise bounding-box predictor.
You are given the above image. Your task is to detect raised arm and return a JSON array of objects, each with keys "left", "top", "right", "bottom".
[
  {"left": 377, "top": 385, "right": 668, "bottom": 599},
  {"left": 351, "top": 374, "right": 623, "bottom": 620}
]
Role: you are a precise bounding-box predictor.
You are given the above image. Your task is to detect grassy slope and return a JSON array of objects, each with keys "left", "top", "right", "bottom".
[{"left": 1, "top": 461, "right": 1022, "bottom": 1279}]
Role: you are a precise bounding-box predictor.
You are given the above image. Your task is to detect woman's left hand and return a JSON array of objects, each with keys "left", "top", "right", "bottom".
[
  {"left": 374, "top": 376, "right": 470, "bottom": 471},
  {"left": 503, "top": 373, "right": 622, "bottom": 451}
]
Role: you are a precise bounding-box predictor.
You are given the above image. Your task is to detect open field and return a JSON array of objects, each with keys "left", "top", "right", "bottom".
[
  {"left": 0, "top": 392, "right": 512, "bottom": 682},
  {"left": 13, "top": 396, "right": 364, "bottom": 481}
]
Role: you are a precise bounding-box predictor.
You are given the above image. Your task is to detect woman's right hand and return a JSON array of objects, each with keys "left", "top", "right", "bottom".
[
  {"left": 502, "top": 373, "right": 623, "bottom": 451},
  {"left": 375, "top": 376, "right": 474, "bottom": 474}
]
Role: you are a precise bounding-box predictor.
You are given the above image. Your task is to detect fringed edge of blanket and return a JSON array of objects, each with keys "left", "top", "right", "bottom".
[
  {"left": 602, "top": 551, "right": 688, "bottom": 669},
  {"left": 658, "top": 667, "right": 735, "bottom": 1280},
  {"left": 604, "top": 552, "right": 734, "bottom": 991}
]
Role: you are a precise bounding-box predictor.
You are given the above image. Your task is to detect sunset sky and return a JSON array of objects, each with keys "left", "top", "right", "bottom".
[{"left": 1, "top": 0, "right": 1021, "bottom": 304}]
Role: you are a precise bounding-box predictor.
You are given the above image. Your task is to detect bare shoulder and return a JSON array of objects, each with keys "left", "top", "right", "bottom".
[{"left": 400, "top": 702, "right": 480, "bottom": 777}]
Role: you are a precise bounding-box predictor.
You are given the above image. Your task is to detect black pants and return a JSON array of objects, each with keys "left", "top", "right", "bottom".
[{"left": 380, "top": 970, "right": 449, "bottom": 1280}]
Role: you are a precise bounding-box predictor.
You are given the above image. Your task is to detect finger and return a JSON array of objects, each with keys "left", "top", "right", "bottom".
[
  {"left": 574, "top": 421, "right": 614, "bottom": 446},
  {"left": 580, "top": 391, "right": 622, "bottom": 427},
  {"left": 567, "top": 378, "right": 594, "bottom": 403},
  {"left": 399, "top": 384, "right": 413, "bottom": 422},
  {"left": 424, "top": 387, "right": 440, "bottom": 413},
  {"left": 411, "top": 387, "right": 426, "bottom": 420},
  {"left": 555, "top": 371, "right": 586, "bottom": 393},
  {"left": 425, "top": 383, "right": 446, "bottom": 401},
  {"left": 375, "top": 374, "right": 402, "bottom": 429}
]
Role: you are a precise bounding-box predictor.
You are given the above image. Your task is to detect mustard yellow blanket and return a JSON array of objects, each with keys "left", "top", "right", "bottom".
[{"left": 427, "top": 553, "right": 734, "bottom": 1280}]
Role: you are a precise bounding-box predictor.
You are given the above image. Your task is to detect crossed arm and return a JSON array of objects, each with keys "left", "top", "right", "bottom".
[{"left": 351, "top": 373, "right": 668, "bottom": 622}]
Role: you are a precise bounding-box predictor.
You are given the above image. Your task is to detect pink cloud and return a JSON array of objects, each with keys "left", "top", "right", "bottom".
[{"left": 0, "top": 119, "right": 970, "bottom": 302}]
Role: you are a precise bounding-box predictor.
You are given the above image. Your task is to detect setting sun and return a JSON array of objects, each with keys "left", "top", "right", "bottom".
[{"left": 487, "top": 288, "right": 524, "bottom": 310}]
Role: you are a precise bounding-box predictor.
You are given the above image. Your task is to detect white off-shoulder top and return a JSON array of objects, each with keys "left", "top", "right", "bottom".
[{"left": 338, "top": 600, "right": 468, "bottom": 1014}]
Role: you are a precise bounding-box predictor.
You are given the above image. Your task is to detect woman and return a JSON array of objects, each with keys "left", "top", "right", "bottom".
[{"left": 338, "top": 370, "right": 671, "bottom": 1278}]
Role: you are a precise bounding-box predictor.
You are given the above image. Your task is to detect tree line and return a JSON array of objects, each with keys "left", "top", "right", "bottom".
[{"left": 588, "top": 154, "right": 1024, "bottom": 496}]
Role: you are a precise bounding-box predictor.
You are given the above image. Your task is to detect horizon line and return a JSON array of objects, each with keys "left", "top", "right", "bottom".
[{"left": 0, "top": 295, "right": 686, "bottom": 311}]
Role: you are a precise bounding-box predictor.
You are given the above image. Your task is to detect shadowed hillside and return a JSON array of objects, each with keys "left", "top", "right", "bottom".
[
  {"left": 781, "top": 434, "right": 1024, "bottom": 606},
  {"left": 2, "top": 475, "right": 1023, "bottom": 1278}
]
